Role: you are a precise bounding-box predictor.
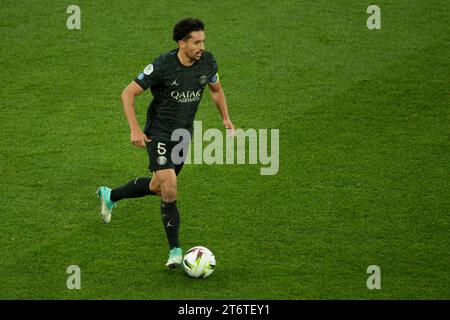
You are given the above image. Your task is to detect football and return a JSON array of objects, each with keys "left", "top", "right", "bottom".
[{"left": 183, "top": 246, "right": 216, "bottom": 278}]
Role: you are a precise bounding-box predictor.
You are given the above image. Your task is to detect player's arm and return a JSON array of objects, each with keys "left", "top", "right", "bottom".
[
  {"left": 121, "top": 81, "right": 150, "bottom": 148},
  {"left": 208, "top": 80, "right": 235, "bottom": 135}
]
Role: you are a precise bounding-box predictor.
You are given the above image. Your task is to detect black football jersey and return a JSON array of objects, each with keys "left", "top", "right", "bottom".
[{"left": 134, "top": 49, "right": 219, "bottom": 140}]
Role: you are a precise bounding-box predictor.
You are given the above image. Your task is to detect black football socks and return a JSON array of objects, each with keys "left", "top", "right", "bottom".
[
  {"left": 110, "top": 177, "right": 155, "bottom": 202},
  {"left": 161, "top": 200, "right": 180, "bottom": 249}
]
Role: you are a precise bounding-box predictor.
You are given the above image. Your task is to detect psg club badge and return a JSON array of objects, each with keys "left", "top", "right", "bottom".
[{"left": 199, "top": 75, "right": 208, "bottom": 85}]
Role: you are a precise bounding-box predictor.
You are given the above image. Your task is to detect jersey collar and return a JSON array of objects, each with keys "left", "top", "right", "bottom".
[{"left": 175, "top": 49, "right": 200, "bottom": 68}]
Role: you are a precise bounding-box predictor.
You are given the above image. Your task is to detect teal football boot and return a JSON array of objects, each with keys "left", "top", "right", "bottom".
[
  {"left": 166, "top": 247, "right": 183, "bottom": 269},
  {"left": 96, "top": 186, "right": 116, "bottom": 224}
]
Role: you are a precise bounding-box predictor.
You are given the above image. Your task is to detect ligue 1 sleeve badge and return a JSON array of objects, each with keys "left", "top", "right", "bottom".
[
  {"left": 199, "top": 75, "right": 208, "bottom": 85},
  {"left": 143, "top": 64, "right": 154, "bottom": 75}
]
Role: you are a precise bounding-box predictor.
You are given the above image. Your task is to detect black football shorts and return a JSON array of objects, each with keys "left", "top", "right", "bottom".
[{"left": 146, "top": 137, "right": 187, "bottom": 175}]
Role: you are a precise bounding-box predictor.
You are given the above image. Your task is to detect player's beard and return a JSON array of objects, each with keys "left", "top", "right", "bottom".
[
  {"left": 179, "top": 48, "right": 203, "bottom": 64},
  {"left": 192, "top": 50, "right": 203, "bottom": 61}
]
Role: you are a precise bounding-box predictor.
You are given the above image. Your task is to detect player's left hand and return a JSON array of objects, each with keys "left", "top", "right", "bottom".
[{"left": 223, "top": 119, "right": 236, "bottom": 137}]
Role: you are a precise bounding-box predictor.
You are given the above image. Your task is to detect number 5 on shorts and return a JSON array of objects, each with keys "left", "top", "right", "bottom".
[{"left": 157, "top": 142, "right": 167, "bottom": 155}]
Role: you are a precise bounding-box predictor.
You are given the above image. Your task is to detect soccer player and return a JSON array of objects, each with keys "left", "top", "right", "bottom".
[{"left": 97, "top": 18, "right": 235, "bottom": 269}]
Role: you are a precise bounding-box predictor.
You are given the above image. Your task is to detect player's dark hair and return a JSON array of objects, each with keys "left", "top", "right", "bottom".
[{"left": 173, "top": 18, "right": 205, "bottom": 42}]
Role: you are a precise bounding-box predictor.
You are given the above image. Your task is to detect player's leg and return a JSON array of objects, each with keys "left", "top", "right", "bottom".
[
  {"left": 155, "top": 168, "right": 183, "bottom": 268},
  {"left": 101, "top": 166, "right": 165, "bottom": 205},
  {"left": 146, "top": 137, "right": 185, "bottom": 197},
  {"left": 97, "top": 138, "right": 166, "bottom": 223},
  {"left": 97, "top": 176, "right": 158, "bottom": 224},
  {"left": 110, "top": 177, "right": 157, "bottom": 201}
]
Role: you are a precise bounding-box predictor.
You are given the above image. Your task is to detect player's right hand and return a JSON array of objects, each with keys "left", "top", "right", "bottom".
[{"left": 130, "top": 128, "right": 151, "bottom": 148}]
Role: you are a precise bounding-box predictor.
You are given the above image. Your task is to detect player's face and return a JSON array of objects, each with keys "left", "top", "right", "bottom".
[{"left": 181, "top": 30, "right": 205, "bottom": 61}]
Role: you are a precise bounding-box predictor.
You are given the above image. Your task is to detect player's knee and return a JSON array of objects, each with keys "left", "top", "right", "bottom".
[
  {"left": 151, "top": 187, "right": 162, "bottom": 196},
  {"left": 155, "top": 169, "right": 177, "bottom": 201},
  {"left": 161, "top": 185, "right": 177, "bottom": 202},
  {"left": 149, "top": 178, "right": 161, "bottom": 196}
]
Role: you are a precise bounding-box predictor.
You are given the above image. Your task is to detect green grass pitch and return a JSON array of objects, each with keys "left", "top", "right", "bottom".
[{"left": 0, "top": 0, "right": 448, "bottom": 299}]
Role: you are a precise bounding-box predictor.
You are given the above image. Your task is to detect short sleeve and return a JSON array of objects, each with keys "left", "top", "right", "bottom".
[
  {"left": 208, "top": 53, "right": 219, "bottom": 84},
  {"left": 134, "top": 56, "right": 163, "bottom": 90}
]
